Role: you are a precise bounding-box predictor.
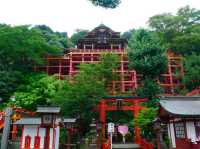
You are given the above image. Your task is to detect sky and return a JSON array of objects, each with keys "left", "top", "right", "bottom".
[{"left": 0, "top": 0, "right": 199, "bottom": 36}]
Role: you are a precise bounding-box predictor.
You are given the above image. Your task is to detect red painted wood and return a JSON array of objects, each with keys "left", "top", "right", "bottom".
[
  {"left": 98, "top": 97, "right": 147, "bottom": 146},
  {"left": 24, "top": 135, "right": 31, "bottom": 149},
  {"left": 34, "top": 136, "right": 40, "bottom": 149},
  {"left": 44, "top": 127, "right": 50, "bottom": 149},
  {"left": 175, "top": 138, "right": 191, "bottom": 149},
  {"left": 19, "top": 126, "right": 24, "bottom": 149}
]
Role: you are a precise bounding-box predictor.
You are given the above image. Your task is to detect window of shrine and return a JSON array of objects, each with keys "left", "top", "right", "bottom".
[
  {"left": 174, "top": 122, "right": 186, "bottom": 138},
  {"left": 195, "top": 121, "right": 200, "bottom": 138},
  {"left": 84, "top": 44, "right": 93, "bottom": 49}
]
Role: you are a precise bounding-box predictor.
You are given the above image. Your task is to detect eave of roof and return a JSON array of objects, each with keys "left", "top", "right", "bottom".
[{"left": 159, "top": 96, "right": 200, "bottom": 117}]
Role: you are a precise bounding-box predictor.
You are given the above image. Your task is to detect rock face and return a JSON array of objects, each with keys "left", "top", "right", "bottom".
[{"left": 112, "top": 143, "right": 141, "bottom": 149}]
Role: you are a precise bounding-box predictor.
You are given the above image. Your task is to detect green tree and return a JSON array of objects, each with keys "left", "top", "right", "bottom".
[
  {"left": 136, "top": 79, "right": 162, "bottom": 107},
  {"left": 52, "top": 53, "right": 119, "bottom": 133},
  {"left": 184, "top": 55, "right": 200, "bottom": 91},
  {"left": 148, "top": 6, "right": 200, "bottom": 55},
  {"left": 128, "top": 29, "right": 167, "bottom": 79},
  {"left": 148, "top": 6, "right": 200, "bottom": 90},
  {"left": 70, "top": 29, "right": 89, "bottom": 46},
  {"left": 0, "top": 25, "right": 60, "bottom": 71},
  {"left": 128, "top": 29, "right": 166, "bottom": 107},
  {"left": 122, "top": 29, "right": 136, "bottom": 41},
  {"left": 33, "top": 25, "right": 74, "bottom": 49},
  {"left": 0, "top": 70, "right": 23, "bottom": 101},
  {"left": 89, "top": 0, "right": 121, "bottom": 8},
  {"left": 134, "top": 108, "right": 157, "bottom": 140},
  {"left": 10, "top": 73, "right": 67, "bottom": 110},
  {"left": 0, "top": 25, "right": 60, "bottom": 101}
]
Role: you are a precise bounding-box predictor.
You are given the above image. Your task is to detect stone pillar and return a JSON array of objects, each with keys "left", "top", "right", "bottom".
[{"left": 1, "top": 107, "right": 13, "bottom": 149}]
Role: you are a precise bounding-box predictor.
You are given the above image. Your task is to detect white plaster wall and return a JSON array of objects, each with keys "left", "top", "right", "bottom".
[
  {"left": 22, "top": 125, "right": 37, "bottom": 148},
  {"left": 186, "top": 121, "right": 196, "bottom": 142},
  {"left": 21, "top": 125, "right": 60, "bottom": 149},
  {"left": 39, "top": 128, "right": 46, "bottom": 148},
  {"left": 55, "top": 127, "right": 60, "bottom": 149},
  {"left": 168, "top": 123, "right": 176, "bottom": 148},
  {"left": 49, "top": 127, "right": 60, "bottom": 149}
]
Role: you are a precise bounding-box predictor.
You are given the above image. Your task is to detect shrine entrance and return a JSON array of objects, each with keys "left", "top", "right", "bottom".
[{"left": 95, "top": 96, "right": 147, "bottom": 146}]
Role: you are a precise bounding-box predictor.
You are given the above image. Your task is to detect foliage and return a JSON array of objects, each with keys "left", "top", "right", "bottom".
[
  {"left": 52, "top": 54, "right": 119, "bottom": 133},
  {"left": 0, "top": 25, "right": 60, "bottom": 71},
  {"left": 122, "top": 29, "right": 136, "bottom": 41},
  {"left": 0, "top": 70, "right": 23, "bottom": 101},
  {"left": 70, "top": 29, "right": 89, "bottom": 46},
  {"left": 10, "top": 74, "right": 67, "bottom": 110},
  {"left": 148, "top": 6, "right": 200, "bottom": 90},
  {"left": 184, "top": 55, "right": 200, "bottom": 91},
  {"left": 89, "top": 0, "right": 121, "bottom": 8},
  {"left": 128, "top": 29, "right": 167, "bottom": 79},
  {"left": 33, "top": 25, "right": 74, "bottom": 49},
  {"left": 148, "top": 6, "right": 200, "bottom": 55},
  {"left": 136, "top": 79, "right": 162, "bottom": 107},
  {"left": 134, "top": 108, "right": 157, "bottom": 140},
  {"left": 170, "top": 25, "right": 200, "bottom": 55},
  {"left": 0, "top": 24, "right": 61, "bottom": 101}
]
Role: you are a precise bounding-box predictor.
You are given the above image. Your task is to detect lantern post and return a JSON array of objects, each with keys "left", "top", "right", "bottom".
[
  {"left": 37, "top": 106, "right": 60, "bottom": 149},
  {"left": 153, "top": 118, "right": 161, "bottom": 149}
]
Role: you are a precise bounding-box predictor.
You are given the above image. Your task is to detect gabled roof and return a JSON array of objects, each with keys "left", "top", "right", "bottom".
[
  {"left": 36, "top": 106, "right": 60, "bottom": 113},
  {"left": 14, "top": 118, "right": 41, "bottom": 125},
  {"left": 159, "top": 96, "right": 200, "bottom": 117},
  {"left": 14, "top": 118, "right": 76, "bottom": 125}
]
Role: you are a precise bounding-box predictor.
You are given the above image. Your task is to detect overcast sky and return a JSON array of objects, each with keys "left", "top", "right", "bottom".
[{"left": 0, "top": 0, "right": 199, "bottom": 36}]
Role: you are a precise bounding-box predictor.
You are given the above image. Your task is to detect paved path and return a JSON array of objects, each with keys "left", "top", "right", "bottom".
[{"left": 112, "top": 143, "right": 141, "bottom": 149}]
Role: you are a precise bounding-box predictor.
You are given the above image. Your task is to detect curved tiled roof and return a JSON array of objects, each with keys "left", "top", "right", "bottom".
[{"left": 160, "top": 96, "right": 200, "bottom": 116}]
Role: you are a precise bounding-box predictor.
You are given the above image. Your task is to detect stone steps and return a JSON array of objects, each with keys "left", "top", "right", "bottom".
[{"left": 112, "top": 143, "right": 141, "bottom": 149}]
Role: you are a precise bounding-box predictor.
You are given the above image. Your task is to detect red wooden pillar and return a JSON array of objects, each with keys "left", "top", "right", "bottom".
[
  {"left": 11, "top": 124, "right": 17, "bottom": 140},
  {"left": 99, "top": 100, "right": 106, "bottom": 140},
  {"left": 44, "top": 127, "right": 50, "bottom": 149},
  {"left": 34, "top": 136, "right": 41, "bottom": 149},
  {"left": 66, "top": 128, "right": 73, "bottom": 149},
  {"left": 24, "top": 135, "right": 31, "bottom": 149},
  {"left": 133, "top": 100, "right": 142, "bottom": 145}
]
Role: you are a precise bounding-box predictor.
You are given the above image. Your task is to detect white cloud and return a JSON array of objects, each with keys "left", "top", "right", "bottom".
[{"left": 0, "top": 0, "right": 199, "bottom": 36}]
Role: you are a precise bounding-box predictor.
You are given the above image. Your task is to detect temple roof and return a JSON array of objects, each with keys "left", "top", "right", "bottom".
[
  {"left": 36, "top": 106, "right": 60, "bottom": 113},
  {"left": 14, "top": 118, "right": 76, "bottom": 125},
  {"left": 159, "top": 96, "right": 200, "bottom": 117},
  {"left": 77, "top": 24, "right": 127, "bottom": 49}
]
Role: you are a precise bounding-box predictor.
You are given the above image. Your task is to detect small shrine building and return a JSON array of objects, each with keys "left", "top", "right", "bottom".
[{"left": 159, "top": 96, "right": 200, "bottom": 149}]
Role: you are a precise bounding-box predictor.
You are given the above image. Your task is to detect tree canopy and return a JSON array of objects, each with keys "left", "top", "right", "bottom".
[
  {"left": 148, "top": 5, "right": 200, "bottom": 56},
  {"left": 0, "top": 24, "right": 61, "bottom": 101},
  {"left": 33, "top": 25, "right": 74, "bottom": 49},
  {"left": 128, "top": 29, "right": 167, "bottom": 79},
  {"left": 148, "top": 6, "right": 200, "bottom": 91},
  {"left": 89, "top": 0, "right": 121, "bottom": 8},
  {"left": 70, "top": 29, "right": 89, "bottom": 46}
]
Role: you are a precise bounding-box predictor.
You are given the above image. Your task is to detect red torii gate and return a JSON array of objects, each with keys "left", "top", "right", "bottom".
[{"left": 95, "top": 96, "right": 147, "bottom": 145}]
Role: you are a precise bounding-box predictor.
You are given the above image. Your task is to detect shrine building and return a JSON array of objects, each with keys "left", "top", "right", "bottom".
[{"left": 36, "top": 24, "right": 184, "bottom": 95}]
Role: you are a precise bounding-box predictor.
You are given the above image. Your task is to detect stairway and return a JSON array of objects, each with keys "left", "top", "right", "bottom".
[{"left": 112, "top": 143, "right": 141, "bottom": 149}]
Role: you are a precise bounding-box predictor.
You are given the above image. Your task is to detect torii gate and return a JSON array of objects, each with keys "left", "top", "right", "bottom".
[{"left": 95, "top": 96, "right": 147, "bottom": 145}]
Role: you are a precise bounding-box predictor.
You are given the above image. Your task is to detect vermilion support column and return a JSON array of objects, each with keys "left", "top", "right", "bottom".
[
  {"left": 11, "top": 124, "right": 17, "bottom": 140},
  {"left": 66, "top": 128, "right": 72, "bottom": 149},
  {"left": 120, "top": 54, "right": 125, "bottom": 92},
  {"left": 133, "top": 100, "right": 142, "bottom": 145},
  {"left": 44, "top": 127, "right": 50, "bottom": 149},
  {"left": 99, "top": 100, "right": 106, "bottom": 140}
]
